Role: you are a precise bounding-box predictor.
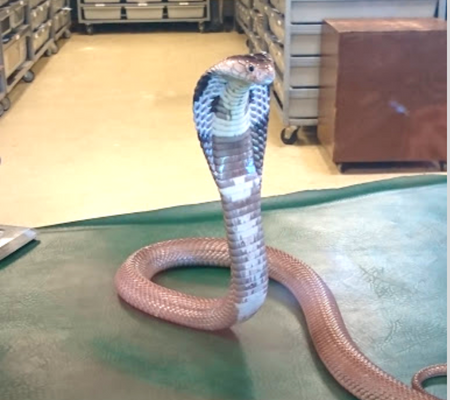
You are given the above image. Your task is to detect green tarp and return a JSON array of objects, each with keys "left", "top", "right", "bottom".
[{"left": 0, "top": 175, "right": 447, "bottom": 400}]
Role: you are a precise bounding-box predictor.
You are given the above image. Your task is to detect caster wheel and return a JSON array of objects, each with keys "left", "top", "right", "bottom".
[
  {"left": 1, "top": 97, "right": 11, "bottom": 111},
  {"left": 0, "top": 103, "right": 4, "bottom": 118},
  {"left": 198, "top": 22, "right": 205, "bottom": 33},
  {"left": 63, "top": 30, "right": 71, "bottom": 39},
  {"left": 235, "top": 23, "right": 244, "bottom": 34},
  {"left": 336, "top": 163, "right": 349, "bottom": 174},
  {"left": 208, "top": 22, "right": 222, "bottom": 32},
  {"left": 52, "top": 44, "right": 59, "bottom": 54},
  {"left": 45, "top": 48, "right": 53, "bottom": 57},
  {"left": 281, "top": 128, "right": 299, "bottom": 145},
  {"left": 439, "top": 161, "right": 447, "bottom": 172},
  {"left": 86, "top": 25, "right": 94, "bottom": 35},
  {"left": 23, "top": 70, "right": 35, "bottom": 83}
]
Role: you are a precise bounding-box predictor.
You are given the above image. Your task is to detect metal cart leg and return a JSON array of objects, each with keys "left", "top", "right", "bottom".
[
  {"left": 86, "top": 25, "right": 94, "bottom": 35},
  {"left": 1, "top": 97, "right": 11, "bottom": 111}
]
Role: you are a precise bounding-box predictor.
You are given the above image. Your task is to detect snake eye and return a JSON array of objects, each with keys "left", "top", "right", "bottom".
[{"left": 248, "top": 65, "right": 255, "bottom": 72}]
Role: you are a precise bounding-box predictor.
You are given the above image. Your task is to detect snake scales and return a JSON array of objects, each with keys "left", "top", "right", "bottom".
[{"left": 114, "top": 53, "right": 446, "bottom": 399}]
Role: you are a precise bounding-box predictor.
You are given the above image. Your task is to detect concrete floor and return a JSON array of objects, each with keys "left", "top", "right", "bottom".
[{"left": 0, "top": 31, "right": 432, "bottom": 227}]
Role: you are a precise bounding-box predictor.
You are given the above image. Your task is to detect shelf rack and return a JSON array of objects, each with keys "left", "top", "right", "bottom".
[
  {"left": 76, "top": 0, "right": 211, "bottom": 35},
  {"left": 235, "top": 0, "right": 441, "bottom": 144},
  {"left": 0, "top": 0, "right": 71, "bottom": 116}
]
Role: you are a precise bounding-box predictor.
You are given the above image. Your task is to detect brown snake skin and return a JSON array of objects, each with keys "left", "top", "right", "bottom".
[{"left": 115, "top": 53, "right": 446, "bottom": 400}]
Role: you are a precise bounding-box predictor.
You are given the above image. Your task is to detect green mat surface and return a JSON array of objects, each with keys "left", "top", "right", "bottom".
[{"left": 0, "top": 176, "right": 447, "bottom": 400}]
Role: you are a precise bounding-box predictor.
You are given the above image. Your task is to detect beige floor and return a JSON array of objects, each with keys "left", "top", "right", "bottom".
[{"left": 0, "top": 31, "right": 434, "bottom": 227}]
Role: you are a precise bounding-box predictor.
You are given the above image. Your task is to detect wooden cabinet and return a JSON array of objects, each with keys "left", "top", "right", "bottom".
[{"left": 318, "top": 18, "right": 447, "bottom": 168}]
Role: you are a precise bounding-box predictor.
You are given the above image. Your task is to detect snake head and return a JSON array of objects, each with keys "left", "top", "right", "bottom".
[{"left": 211, "top": 52, "right": 275, "bottom": 86}]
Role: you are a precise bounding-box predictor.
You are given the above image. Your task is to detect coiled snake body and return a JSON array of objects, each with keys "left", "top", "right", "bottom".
[{"left": 115, "top": 53, "right": 446, "bottom": 399}]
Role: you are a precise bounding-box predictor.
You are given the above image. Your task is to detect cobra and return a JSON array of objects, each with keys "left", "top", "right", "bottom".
[{"left": 114, "top": 53, "right": 446, "bottom": 400}]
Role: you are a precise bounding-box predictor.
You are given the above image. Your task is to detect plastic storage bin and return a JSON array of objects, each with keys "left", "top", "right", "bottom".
[
  {"left": 31, "top": 1, "right": 50, "bottom": 30},
  {"left": 0, "top": 8, "right": 12, "bottom": 36},
  {"left": 236, "top": 0, "right": 251, "bottom": 29},
  {"left": 124, "top": 4, "right": 164, "bottom": 19},
  {"left": 54, "top": 8, "right": 70, "bottom": 31},
  {"left": 289, "top": 0, "right": 439, "bottom": 23},
  {"left": 253, "top": 0, "right": 268, "bottom": 13},
  {"left": 82, "top": 5, "right": 122, "bottom": 19},
  {"left": 239, "top": 0, "right": 253, "bottom": 7},
  {"left": 268, "top": 38, "right": 320, "bottom": 87},
  {"left": 167, "top": 2, "right": 205, "bottom": 18},
  {"left": 3, "top": 32, "right": 27, "bottom": 77},
  {"left": 274, "top": 76, "right": 319, "bottom": 118},
  {"left": 253, "top": 11, "right": 265, "bottom": 39},
  {"left": 30, "top": 0, "right": 46, "bottom": 8},
  {"left": 10, "top": 1, "right": 26, "bottom": 29},
  {"left": 52, "top": 0, "right": 65, "bottom": 12},
  {"left": 268, "top": 9, "right": 323, "bottom": 55},
  {"left": 269, "top": 0, "right": 285, "bottom": 13},
  {"left": 32, "top": 20, "right": 51, "bottom": 52}
]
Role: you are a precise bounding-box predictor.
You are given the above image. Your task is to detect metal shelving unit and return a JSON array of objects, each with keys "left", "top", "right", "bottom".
[
  {"left": 235, "top": 0, "right": 441, "bottom": 144},
  {"left": 77, "top": 0, "right": 211, "bottom": 35},
  {"left": 0, "top": 0, "right": 71, "bottom": 117},
  {"left": 0, "top": 0, "right": 34, "bottom": 116}
]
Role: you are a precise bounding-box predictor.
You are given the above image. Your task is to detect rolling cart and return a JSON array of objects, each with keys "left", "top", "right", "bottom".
[
  {"left": 0, "top": 0, "right": 71, "bottom": 117},
  {"left": 76, "top": 0, "right": 211, "bottom": 35},
  {"left": 235, "top": 0, "right": 440, "bottom": 145},
  {"left": 0, "top": 0, "right": 34, "bottom": 116}
]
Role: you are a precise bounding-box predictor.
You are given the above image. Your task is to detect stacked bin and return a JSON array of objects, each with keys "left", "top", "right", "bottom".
[
  {"left": 30, "top": 0, "right": 54, "bottom": 58},
  {"left": 0, "top": 0, "right": 32, "bottom": 115},
  {"left": 77, "top": 0, "right": 211, "bottom": 35},
  {"left": 0, "top": 0, "right": 71, "bottom": 117},
  {"left": 235, "top": 0, "right": 440, "bottom": 144},
  {"left": 51, "top": 0, "right": 71, "bottom": 44}
]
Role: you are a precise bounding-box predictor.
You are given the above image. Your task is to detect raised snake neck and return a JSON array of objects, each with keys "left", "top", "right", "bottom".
[{"left": 115, "top": 53, "right": 446, "bottom": 399}]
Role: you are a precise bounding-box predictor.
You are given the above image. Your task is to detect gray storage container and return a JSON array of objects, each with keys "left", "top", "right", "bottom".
[
  {"left": 30, "top": 0, "right": 46, "bottom": 8},
  {"left": 269, "top": 0, "right": 285, "bottom": 13},
  {"left": 31, "top": 0, "right": 50, "bottom": 30},
  {"left": 268, "top": 11, "right": 322, "bottom": 55},
  {"left": 239, "top": 0, "right": 253, "bottom": 7},
  {"left": 253, "top": 0, "right": 268, "bottom": 13},
  {"left": 10, "top": 0, "right": 26, "bottom": 29},
  {"left": 273, "top": 76, "right": 319, "bottom": 118},
  {"left": 124, "top": 3, "right": 164, "bottom": 19},
  {"left": 52, "top": 0, "right": 65, "bottom": 12},
  {"left": 53, "top": 9, "right": 62, "bottom": 31},
  {"left": 54, "top": 8, "right": 70, "bottom": 31},
  {"left": 268, "top": 38, "right": 320, "bottom": 87},
  {"left": 0, "top": 7, "right": 12, "bottom": 35},
  {"left": 236, "top": 0, "right": 251, "bottom": 29},
  {"left": 167, "top": 2, "right": 205, "bottom": 18},
  {"left": 253, "top": 11, "right": 265, "bottom": 39},
  {"left": 32, "top": 20, "right": 51, "bottom": 52},
  {"left": 4, "top": 32, "right": 27, "bottom": 77},
  {"left": 82, "top": 4, "right": 122, "bottom": 19},
  {"left": 289, "top": 0, "right": 438, "bottom": 23}
]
